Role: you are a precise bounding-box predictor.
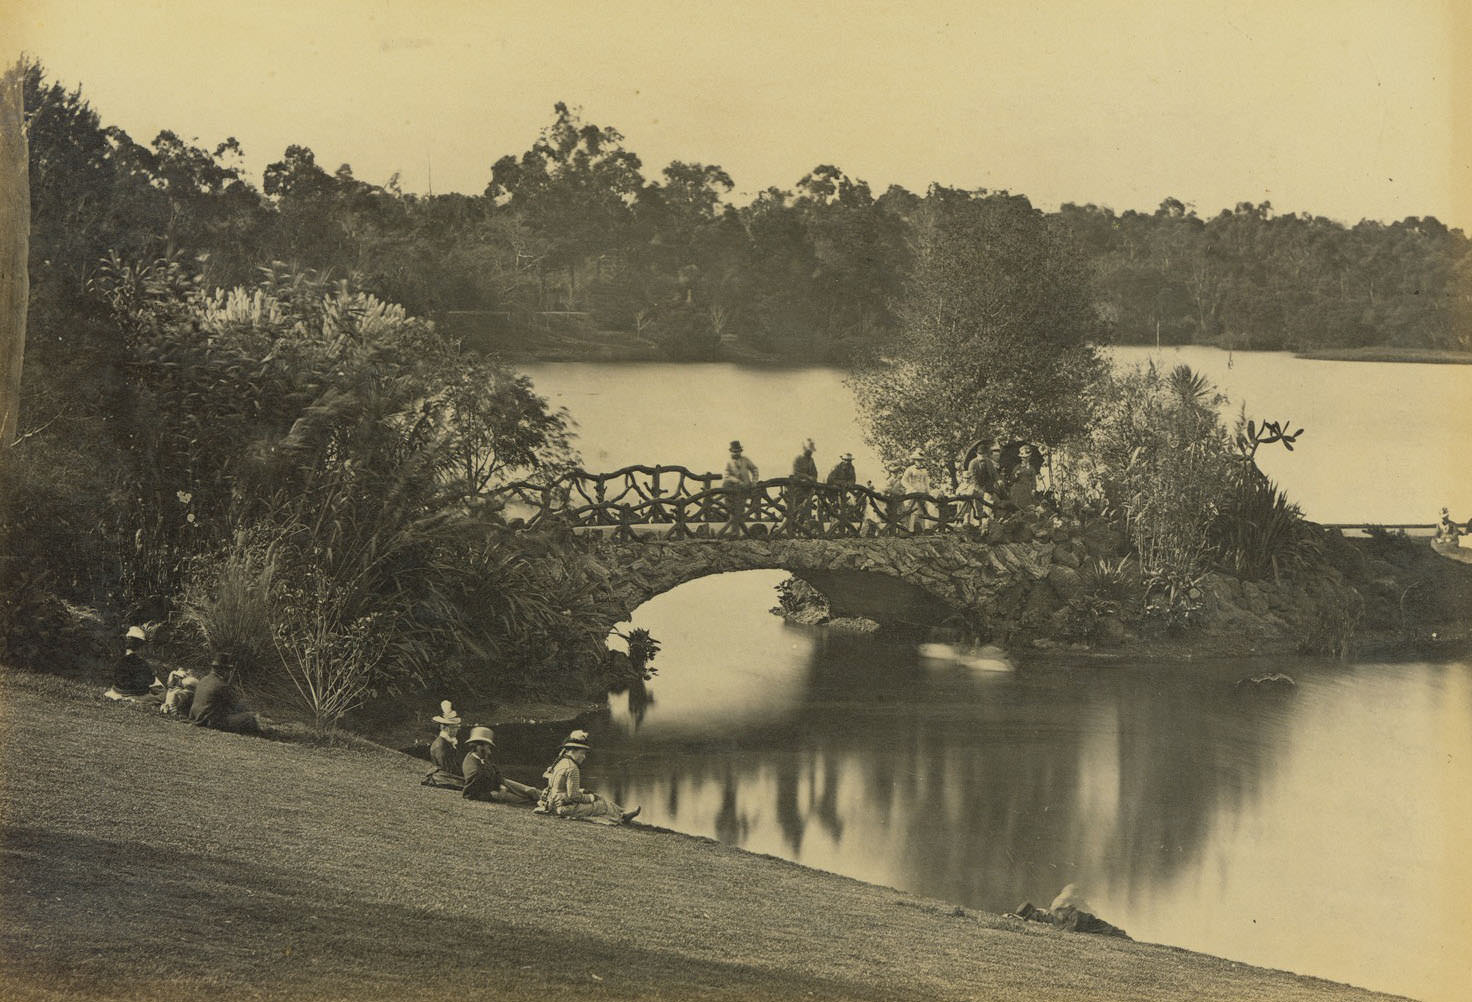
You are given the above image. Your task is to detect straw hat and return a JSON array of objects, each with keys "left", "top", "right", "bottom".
[
  {"left": 561, "top": 729, "right": 591, "bottom": 750},
  {"left": 466, "top": 725, "right": 495, "bottom": 747},
  {"left": 123, "top": 626, "right": 148, "bottom": 643},
  {"left": 431, "top": 700, "right": 462, "bottom": 726},
  {"left": 802, "top": 438, "right": 815, "bottom": 453},
  {"left": 841, "top": 452, "right": 854, "bottom": 462}
]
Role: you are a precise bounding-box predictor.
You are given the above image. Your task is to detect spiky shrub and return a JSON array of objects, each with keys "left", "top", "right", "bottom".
[
  {"left": 179, "top": 530, "right": 277, "bottom": 678},
  {"left": 1061, "top": 363, "right": 1233, "bottom": 631},
  {"left": 1059, "top": 556, "right": 1142, "bottom": 643},
  {"left": 1214, "top": 473, "right": 1320, "bottom": 581}
]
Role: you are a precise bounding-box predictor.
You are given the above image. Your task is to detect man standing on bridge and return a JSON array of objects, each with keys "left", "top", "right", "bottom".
[
  {"left": 722, "top": 440, "right": 760, "bottom": 536},
  {"left": 788, "top": 438, "right": 818, "bottom": 532}
]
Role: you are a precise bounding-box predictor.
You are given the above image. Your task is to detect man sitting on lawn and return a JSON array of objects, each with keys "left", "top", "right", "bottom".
[
  {"left": 188, "top": 654, "right": 259, "bottom": 733},
  {"left": 462, "top": 726, "right": 539, "bottom": 804}
]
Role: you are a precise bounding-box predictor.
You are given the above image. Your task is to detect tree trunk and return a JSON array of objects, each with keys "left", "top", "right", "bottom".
[{"left": 0, "top": 60, "right": 29, "bottom": 452}]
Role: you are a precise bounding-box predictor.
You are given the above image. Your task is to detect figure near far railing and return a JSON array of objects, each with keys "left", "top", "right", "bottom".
[{"left": 487, "top": 464, "right": 997, "bottom": 541}]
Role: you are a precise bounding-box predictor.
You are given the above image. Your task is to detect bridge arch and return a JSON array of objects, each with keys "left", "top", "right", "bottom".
[{"left": 588, "top": 536, "right": 1061, "bottom": 641}]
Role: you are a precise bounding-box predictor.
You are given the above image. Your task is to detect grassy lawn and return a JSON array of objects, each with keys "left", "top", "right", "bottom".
[{"left": 0, "top": 666, "right": 1407, "bottom": 1001}]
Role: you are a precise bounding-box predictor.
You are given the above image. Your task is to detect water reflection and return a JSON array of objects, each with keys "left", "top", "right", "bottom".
[{"left": 594, "top": 574, "right": 1471, "bottom": 1002}]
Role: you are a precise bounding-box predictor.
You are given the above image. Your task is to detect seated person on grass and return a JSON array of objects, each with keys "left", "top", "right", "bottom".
[
  {"left": 188, "top": 654, "right": 259, "bottom": 733},
  {"left": 160, "top": 666, "right": 200, "bottom": 716},
  {"left": 422, "top": 700, "right": 464, "bottom": 787},
  {"left": 535, "top": 730, "right": 640, "bottom": 824},
  {"left": 106, "top": 626, "right": 160, "bottom": 700},
  {"left": 461, "top": 726, "right": 540, "bottom": 803}
]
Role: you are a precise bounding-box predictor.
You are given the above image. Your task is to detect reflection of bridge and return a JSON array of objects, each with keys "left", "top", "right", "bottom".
[{"left": 489, "top": 465, "right": 996, "bottom": 540}]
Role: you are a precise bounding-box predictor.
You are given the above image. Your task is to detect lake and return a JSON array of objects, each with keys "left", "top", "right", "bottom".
[{"left": 517, "top": 349, "right": 1471, "bottom": 1001}]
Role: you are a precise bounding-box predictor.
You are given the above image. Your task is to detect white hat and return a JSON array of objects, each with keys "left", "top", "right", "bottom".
[
  {"left": 431, "top": 700, "right": 462, "bottom": 726},
  {"left": 561, "top": 729, "right": 591, "bottom": 750},
  {"left": 124, "top": 626, "right": 147, "bottom": 643},
  {"left": 466, "top": 725, "right": 495, "bottom": 747}
]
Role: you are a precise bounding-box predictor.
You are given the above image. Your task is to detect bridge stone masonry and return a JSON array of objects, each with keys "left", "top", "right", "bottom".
[{"left": 576, "top": 534, "right": 1108, "bottom": 640}]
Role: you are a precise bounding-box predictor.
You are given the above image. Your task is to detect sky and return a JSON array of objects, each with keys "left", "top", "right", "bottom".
[{"left": 7, "top": 0, "right": 1470, "bottom": 229}]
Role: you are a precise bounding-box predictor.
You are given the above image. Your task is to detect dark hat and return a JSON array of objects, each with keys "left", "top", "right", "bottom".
[{"left": 729, "top": 440, "right": 743, "bottom": 452}]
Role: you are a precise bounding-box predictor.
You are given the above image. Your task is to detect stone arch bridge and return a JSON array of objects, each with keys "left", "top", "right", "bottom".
[
  {"left": 489, "top": 465, "right": 1098, "bottom": 637},
  {"left": 579, "top": 536, "right": 1084, "bottom": 638}
]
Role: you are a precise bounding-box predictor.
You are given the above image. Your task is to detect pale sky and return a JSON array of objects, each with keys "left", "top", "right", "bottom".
[{"left": 7, "top": 0, "right": 1470, "bottom": 229}]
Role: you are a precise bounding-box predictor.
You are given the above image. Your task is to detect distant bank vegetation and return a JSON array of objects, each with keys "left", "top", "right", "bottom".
[{"left": 18, "top": 65, "right": 1471, "bottom": 367}]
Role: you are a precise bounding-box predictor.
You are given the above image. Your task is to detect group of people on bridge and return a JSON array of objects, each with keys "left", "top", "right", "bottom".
[
  {"left": 422, "top": 701, "right": 640, "bottom": 825},
  {"left": 718, "top": 437, "right": 1044, "bottom": 534}
]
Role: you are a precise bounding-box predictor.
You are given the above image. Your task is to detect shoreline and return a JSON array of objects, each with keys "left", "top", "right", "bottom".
[
  {"left": 1290, "top": 346, "right": 1472, "bottom": 364},
  {"left": 0, "top": 663, "right": 1410, "bottom": 1002},
  {"left": 501, "top": 342, "right": 1472, "bottom": 366}
]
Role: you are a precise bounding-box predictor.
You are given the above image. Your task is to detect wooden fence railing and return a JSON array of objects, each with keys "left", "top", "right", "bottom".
[{"left": 488, "top": 465, "right": 996, "bottom": 541}]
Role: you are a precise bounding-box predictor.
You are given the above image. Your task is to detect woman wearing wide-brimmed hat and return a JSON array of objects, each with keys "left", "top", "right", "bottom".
[
  {"left": 899, "top": 450, "right": 932, "bottom": 533},
  {"left": 535, "top": 730, "right": 639, "bottom": 824},
  {"left": 460, "top": 725, "right": 540, "bottom": 804},
  {"left": 421, "top": 700, "right": 464, "bottom": 788},
  {"left": 104, "top": 625, "right": 159, "bottom": 699}
]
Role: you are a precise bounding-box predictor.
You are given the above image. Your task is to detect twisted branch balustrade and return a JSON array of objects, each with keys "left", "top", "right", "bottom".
[{"left": 487, "top": 465, "right": 995, "bottom": 541}]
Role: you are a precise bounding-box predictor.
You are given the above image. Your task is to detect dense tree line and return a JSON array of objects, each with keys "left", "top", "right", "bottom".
[{"left": 24, "top": 66, "right": 1466, "bottom": 369}]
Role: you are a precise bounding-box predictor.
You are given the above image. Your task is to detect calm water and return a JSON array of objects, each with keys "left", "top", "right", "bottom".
[
  {"left": 523, "top": 346, "right": 1472, "bottom": 524},
  {"left": 518, "top": 351, "right": 1472, "bottom": 1001}
]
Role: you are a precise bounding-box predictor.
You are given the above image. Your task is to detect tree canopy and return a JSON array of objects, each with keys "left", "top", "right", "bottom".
[{"left": 850, "top": 188, "right": 1106, "bottom": 472}]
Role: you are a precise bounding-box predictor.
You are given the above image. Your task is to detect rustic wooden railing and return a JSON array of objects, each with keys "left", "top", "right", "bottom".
[{"left": 487, "top": 464, "right": 998, "bottom": 541}]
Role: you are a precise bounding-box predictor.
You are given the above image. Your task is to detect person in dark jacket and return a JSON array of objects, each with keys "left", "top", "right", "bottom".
[
  {"left": 787, "top": 439, "right": 819, "bottom": 530},
  {"left": 461, "top": 726, "right": 539, "bottom": 803},
  {"left": 423, "top": 700, "right": 464, "bottom": 787},
  {"left": 107, "top": 626, "right": 157, "bottom": 698},
  {"left": 825, "top": 453, "right": 856, "bottom": 485},
  {"left": 823, "top": 453, "right": 858, "bottom": 530},
  {"left": 188, "top": 654, "right": 258, "bottom": 733},
  {"left": 965, "top": 441, "right": 1002, "bottom": 525}
]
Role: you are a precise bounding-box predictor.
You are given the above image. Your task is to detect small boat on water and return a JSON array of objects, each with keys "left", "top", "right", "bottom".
[
  {"left": 917, "top": 642, "right": 1014, "bottom": 672},
  {"left": 1431, "top": 537, "right": 1472, "bottom": 565}
]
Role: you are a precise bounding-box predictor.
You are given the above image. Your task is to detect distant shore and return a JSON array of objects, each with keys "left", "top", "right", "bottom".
[
  {"left": 1291, "top": 346, "right": 1472, "bottom": 364},
  {"left": 483, "top": 334, "right": 1472, "bottom": 367}
]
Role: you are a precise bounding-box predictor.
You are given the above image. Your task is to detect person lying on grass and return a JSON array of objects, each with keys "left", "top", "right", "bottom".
[
  {"left": 534, "top": 730, "right": 640, "bottom": 824},
  {"left": 460, "top": 726, "right": 540, "bottom": 804}
]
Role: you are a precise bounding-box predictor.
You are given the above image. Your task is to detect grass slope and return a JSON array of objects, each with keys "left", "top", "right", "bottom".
[{"left": 0, "top": 667, "right": 1407, "bottom": 1002}]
